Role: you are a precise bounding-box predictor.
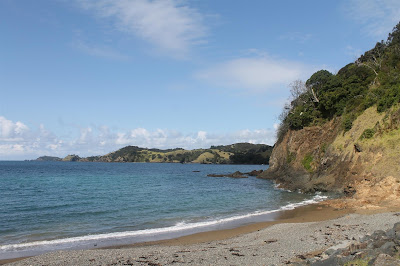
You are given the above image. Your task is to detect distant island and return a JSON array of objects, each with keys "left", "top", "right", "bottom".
[{"left": 34, "top": 143, "right": 273, "bottom": 165}]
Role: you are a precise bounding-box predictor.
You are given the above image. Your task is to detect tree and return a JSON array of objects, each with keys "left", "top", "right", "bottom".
[
  {"left": 388, "top": 22, "right": 400, "bottom": 45},
  {"left": 289, "top": 80, "right": 307, "bottom": 100}
]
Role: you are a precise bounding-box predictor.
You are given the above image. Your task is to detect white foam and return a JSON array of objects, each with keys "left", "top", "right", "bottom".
[{"left": 0, "top": 193, "right": 328, "bottom": 252}]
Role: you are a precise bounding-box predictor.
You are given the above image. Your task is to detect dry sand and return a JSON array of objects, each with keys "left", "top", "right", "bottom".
[{"left": 3, "top": 204, "right": 400, "bottom": 265}]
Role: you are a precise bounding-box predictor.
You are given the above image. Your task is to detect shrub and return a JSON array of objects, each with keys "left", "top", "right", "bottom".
[
  {"left": 342, "top": 114, "right": 356, "bottom": 132},
  {"left": 321, "top": 143, "right": 328, "bottom": 153},
  {"left": 360, "top": 128, "right": 375, "bottom": 139},
  {"left": 302, "top": 154, "right": 313, "bottom": 172},
  {"left": 286, "top": 152, "right": 296, "bottom": 164}
]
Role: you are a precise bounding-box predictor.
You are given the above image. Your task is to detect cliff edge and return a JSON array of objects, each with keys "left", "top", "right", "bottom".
[
  {"left": 259, "top": 22, "right": 400, "bottom": 209},
  {"left": 260, "top": 105, "right": 400, "bottom": 209}
]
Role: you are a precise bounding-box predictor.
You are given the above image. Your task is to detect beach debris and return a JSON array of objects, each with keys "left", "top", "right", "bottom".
[
  {"left": 296, "top": 254, "right": 307, "bottom": 260},
  {"left": 264, "top": 239, "right": 278, "bottom": 244},
  {"left": 176, "top": 250, "right": 191, "bottom": 253},
  {"left": 135, "top": 260, "right": 161, "bottom": 266},
  {"left": 231, "top": 252, "right": 244, "bottom": 256},
  {"left": 148, "top": 262, "right": 162, "bottom": 266}
]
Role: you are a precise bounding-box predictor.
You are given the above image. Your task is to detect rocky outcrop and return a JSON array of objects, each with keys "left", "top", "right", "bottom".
[
  {"left": 207, "top": 171, "right": 248, "bottom": 178},
  {"left": 246, "top": 170, "right": 263, "bottom": 176},
  {"left": 300, "top": 222, "right": 400, "bottom": 265},
  {"left": 259, "top": 118, "right": 342, "bottom": 192},
  {"left": 259, "top": 106, "right": 400, "bottom": 208}
]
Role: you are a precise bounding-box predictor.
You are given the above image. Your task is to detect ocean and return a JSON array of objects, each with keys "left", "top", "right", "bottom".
[{"left": 0, "top": 161, "right": 327, "bottom": 259}]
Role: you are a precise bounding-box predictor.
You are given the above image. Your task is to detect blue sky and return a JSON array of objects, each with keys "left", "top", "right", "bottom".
[{"left": 1, "top": 0, "right": 400, "bottom": 159}]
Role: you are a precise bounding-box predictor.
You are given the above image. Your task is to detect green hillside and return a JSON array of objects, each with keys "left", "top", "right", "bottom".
[
  {"left": 58, "top": 143, "right": 273, "bottom": 164},
  {"left": 277, "top": 22, "right": 400, "bottom": 142}
]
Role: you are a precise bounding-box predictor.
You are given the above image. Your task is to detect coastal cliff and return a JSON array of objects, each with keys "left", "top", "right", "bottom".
[
  {"left": 260, "top": 23, "right": 400, "bottom": 209},
  {"left": 260, "top": 107, "right": 400, "bottom": 205}
]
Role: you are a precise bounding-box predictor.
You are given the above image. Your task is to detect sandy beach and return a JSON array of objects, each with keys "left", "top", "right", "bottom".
[{"left": 3, "top": 204, "right": 400, "bottom": 265}]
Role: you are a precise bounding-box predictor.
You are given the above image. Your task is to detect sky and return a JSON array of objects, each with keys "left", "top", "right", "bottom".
[{"left": 1, "top": 0, "right": 400, "bottom": 160}]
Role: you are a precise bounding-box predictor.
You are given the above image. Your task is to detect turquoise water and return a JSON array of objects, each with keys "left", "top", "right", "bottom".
[{"left": 0, "top": 161, "right": 326, "bottom": 259}]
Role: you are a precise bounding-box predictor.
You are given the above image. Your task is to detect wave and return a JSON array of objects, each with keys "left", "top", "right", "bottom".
[{"left": 0, "top": 193, "right": 327, "bottom": 254}]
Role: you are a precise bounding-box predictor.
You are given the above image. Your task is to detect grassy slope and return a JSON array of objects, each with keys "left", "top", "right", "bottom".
[{"left": 77, "top": 144, "right": 268, "bottom": 164}]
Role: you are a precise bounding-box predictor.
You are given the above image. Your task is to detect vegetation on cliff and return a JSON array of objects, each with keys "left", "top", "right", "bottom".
[
  {"left": 262, "top": 21, "right": 400, "bottom": 206},
  {"left": 277, "top": 22, "right": 400, "bottom": 142},
  {"left": 39, "top": 143, "right": 272, "bottom": 164}
]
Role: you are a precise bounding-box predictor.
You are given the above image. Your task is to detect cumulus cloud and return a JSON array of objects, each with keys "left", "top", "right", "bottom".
[
  {"left": 113, "top": 128, "right": 276, "bottom": 150},
  {"left": 346, "top": 0, "right": 400, "bottom": 38},
  {"left": 0, "top": 116, "right": 29, "bottom": 141},
  {"left": 0, "top": 117, "right": 276, "bottom": 160},
  {"left": 0, "top": 117, "right": 62, "bottom": 158},
  {"left": 76, "top": 0, "right": 206, "bottom": 57},
  {"left": 196, "top": 54, "right": 314, "bottom": 93}
]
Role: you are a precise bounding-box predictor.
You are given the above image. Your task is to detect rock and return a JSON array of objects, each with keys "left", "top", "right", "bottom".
[
  {"left": 264, "top": 239, "right": 278, "bottom": 244},
  {"left": 372, "top": 253, "right": 400, "bottom": 266},
  {"left": 246, "top": 170, "right": 263, "bottom": 176},
  {"left": 354, "top": 143, "right": 362, "bottom": 152},
  {"left": 207, "top": 171, "right": 248, "bottom": 178},
  {"left": 312, "top": 256, "right": 340, "bottom": 266},
  {"left": 343, "top": 185, "right": 356, "bottom": 196},
  {"left": 371, "top": 239, "right": 390, "bottom": 249},
  {"left": 207, "top": 174, "right": 225, "bottom": 177},
  {"left": 324, "top": 248, "right": 337, "bottom": 256},
  {"left": 393, "top": 222, "right": 400, "bottom": 238},
  {"left": 379, "top": 241, "right": 397, "bottom": 255},
  {"left": 348, "top": 242, "right": 367, "bottom": 253},
  {"left": 371, "top": 230, "right": 387, "bottom": 240},
  {"left": 227, "top": 171, "right": 247, "bottom": 178}
]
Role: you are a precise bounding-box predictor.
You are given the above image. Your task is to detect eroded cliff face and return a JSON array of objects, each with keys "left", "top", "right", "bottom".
[{"left": 260, "top": 107, "right": 400, "bottom": 208}]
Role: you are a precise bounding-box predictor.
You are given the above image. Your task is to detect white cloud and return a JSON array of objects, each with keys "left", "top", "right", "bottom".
[
  {"left": 196, "top": 55, "right": 314, "bottom": 93},
  {"left": 346, "top": 0, "right": 400, "bottom": 38},
  {"left": 0, "top": 117, "right": 276, "bottom": 160},
  {"left": 0, "top": 116, "right": 29, "bottom": 141},
  {"left": 77, "top": 0, "right": 206, "bottom": 57},
  {"left": 71, "top": 40, "right": 130, "bottom": 60}
]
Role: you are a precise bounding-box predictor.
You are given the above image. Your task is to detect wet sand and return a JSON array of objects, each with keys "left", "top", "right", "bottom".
[
  {"left": 1, "top": 203, "right": 352, "bottom": 265},
  {"left": 108, "top": 204, "right": 352, "bottom": 248},
  {"left": 3, "top": 204, "right": 400, "bottom": 265}
]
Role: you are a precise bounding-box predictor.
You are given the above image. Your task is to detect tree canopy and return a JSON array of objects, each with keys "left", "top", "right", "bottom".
[{"left": 277, "top": 21, "right": 400, "bottom": 141}]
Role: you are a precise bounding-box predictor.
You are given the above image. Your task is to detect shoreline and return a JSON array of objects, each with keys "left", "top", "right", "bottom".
[
  {"left": 104, "top": 203, "right": 353, "bottom": 249},
  {"left": 0, "top": 203, "right": 353, "bottom": 265},
  {"left": 3, "top": 203, "right": 400, "bottom": 265}
]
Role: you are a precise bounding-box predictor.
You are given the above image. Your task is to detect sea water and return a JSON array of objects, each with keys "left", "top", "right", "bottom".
[{"left": 0, "top": 161, "right": 327, "bottom": 259}]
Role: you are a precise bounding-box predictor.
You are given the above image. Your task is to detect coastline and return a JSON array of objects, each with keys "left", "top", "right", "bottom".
[
  {"left": 104, "top": 203, "right": 353, "bottom": 249},
  {"left": 3, "top": 203, "right": 400, "bottom": 265},
  {"left": 1, "top": 203, "right": 352, "bottom": 265}
]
